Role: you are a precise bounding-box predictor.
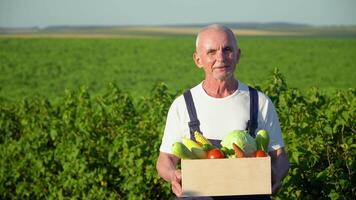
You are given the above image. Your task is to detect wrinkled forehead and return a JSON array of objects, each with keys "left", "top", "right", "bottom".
[{"left": 196, "top": 29, "right": 237, "bottom": 50}]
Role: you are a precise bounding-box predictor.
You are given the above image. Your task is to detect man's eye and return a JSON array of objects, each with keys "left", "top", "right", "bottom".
[
  {"left": 223, "top": 47, "right": 232, "bottom": 52},
  {"left": 207, "top": 50, "right": 216, "bottom": 55}
]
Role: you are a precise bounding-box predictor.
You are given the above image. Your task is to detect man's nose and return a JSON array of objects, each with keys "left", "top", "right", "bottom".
[{"left": 215, "top": 50, "right": 226, "bottom": 61}]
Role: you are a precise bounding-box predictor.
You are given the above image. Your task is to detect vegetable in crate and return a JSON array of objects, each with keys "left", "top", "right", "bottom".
[
  {"left": 220, "top": 130, "right": 257, "bottom": 156},
  {"left": 255, "top": 150, "right": 267, "bottom": 157},
  {"left": 202, "top": 143, "right": 215, "bottom": 151},
  {"left": 207, "top": 148, "right": 225, "bottom": 159},
  {"left": 220, "top": 146, "right": 234, "bottom": 157},
  {"left": 232, "top": 143, "right": 245, "bottom": 158},
  {"left": 172, "top": 142, "right": 197, "bottom": 159},
  {"left": 255, "top": 129, "right": 270, "bottom": 152},
  {"left": 182, "top": 138, "right": 207, "bottom": 159},
  {"left": 194, "top": 131, "right": 213, "bottom": 146}
]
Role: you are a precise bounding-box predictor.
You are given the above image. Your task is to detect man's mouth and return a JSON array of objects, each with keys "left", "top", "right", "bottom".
[{"left": 214, "top": 66, "right": 231, "bottom": 70}]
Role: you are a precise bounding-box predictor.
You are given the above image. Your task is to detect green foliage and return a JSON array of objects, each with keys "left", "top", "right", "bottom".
[
  {"left": 0, "top": 72, "right": 355, "bottom": 199},
  {"left": 0, "top": 83, "right": 173, "bottom": 199},
  {"left": 261, "top": 71, "right": 356, "bottom": 200}
]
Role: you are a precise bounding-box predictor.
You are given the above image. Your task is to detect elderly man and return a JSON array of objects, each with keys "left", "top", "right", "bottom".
[{"left": 156, "top": 24, "right": 290, "bottom": 199}]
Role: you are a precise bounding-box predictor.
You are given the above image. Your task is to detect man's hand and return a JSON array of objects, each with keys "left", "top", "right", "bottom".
[
  {"left": 156, "top": 152, "right": 182, "bottom": 196},
  {"left": 269, "top": 147, "right": 290, "bottom": 195},
  {"left": 271, "top": 166, "right": 282, "bottom": 194},
  {"left": 170, "top": 169, "right": 182, "bottom": 197}
]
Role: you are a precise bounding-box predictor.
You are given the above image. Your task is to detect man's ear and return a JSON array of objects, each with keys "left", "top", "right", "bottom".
[
  {"left": 193, "top": 52, "right": 203, "bottom": 68},
  {"left": 236, "top": 48, "right": 241, "bottom": 64}
]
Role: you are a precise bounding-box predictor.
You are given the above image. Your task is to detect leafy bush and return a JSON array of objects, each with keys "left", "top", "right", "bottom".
[
  {"left": 0, "top": 72, "right": 355, "bottom": 199},
  {"left": 263, "top": 69, "right": 355, "bottom": 200},
  {"left": 0, "top": 83, "right": 173, "bottom": 199}
]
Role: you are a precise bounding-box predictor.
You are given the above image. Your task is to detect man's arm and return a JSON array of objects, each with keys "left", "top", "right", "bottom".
[
  {"left": 269, "top": 147, "right": 290, "bottom": 195},
  {"left": 156, "top": 152, "right": 182, "bottom": 197}
]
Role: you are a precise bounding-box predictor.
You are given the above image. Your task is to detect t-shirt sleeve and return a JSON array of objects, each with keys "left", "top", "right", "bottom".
[
  {"left": 159, "top": 98, "right": 183, "bottom": 154},
  {"left": 260, "top": 96, "right": 285, "bottom": 152}
]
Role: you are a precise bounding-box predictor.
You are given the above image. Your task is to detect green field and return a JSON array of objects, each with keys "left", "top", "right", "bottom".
[
  {"left": 0, "top": 36, "right": 355, "bottom": 101},
  {"left": 1, "top": 34, "right": 355, "bottom": 199}
]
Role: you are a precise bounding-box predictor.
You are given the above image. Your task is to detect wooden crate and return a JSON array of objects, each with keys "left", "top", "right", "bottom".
[{"left": 181, "top": 157, "right": 271, "bottom": 197}]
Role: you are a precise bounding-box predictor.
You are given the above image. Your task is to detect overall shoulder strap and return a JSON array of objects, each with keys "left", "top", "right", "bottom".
[
  {"left": 183, "top": 90, "right": 201, "bottom": 139},
  {"left": 247, "top": 86, "right": 259, "bottom": 138}
]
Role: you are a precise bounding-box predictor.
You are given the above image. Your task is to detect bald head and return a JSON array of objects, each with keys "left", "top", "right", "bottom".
[{"left": 195, "top": 24, "right": 238, "bottom": 49}]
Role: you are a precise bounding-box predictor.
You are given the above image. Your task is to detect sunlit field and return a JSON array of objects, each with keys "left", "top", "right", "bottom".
[
  {"left": 0, "top": 33, "right": 355, "bottom": 199},
  {"left": 0, "top": 35, "right": 355, "bottom": 101}
]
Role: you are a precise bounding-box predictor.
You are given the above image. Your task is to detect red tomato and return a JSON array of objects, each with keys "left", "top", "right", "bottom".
[
  {"left": 255, "top": 150, "right": 267, "bottom": 157},
  {"left": 207, "top": 148, "right": 225, "bottom": 159}
]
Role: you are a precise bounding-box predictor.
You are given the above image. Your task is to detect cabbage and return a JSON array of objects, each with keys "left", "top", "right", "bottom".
[{"left": 220, "top": 130, "right": 257, "bottom": 154}]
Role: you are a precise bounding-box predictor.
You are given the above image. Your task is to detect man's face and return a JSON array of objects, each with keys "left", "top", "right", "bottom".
[{"left": 194, "top": 29, "right": 240, "bottom": 81}]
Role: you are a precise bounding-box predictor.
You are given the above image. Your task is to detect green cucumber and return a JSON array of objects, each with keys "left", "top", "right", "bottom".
[{"left": 172, "top": 142, "right": 197, "bottom": 159}]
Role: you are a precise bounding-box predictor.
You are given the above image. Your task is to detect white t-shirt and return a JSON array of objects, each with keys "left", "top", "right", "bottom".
[{"left": 159, "top": 80, "right": 285, "bottom": 154}]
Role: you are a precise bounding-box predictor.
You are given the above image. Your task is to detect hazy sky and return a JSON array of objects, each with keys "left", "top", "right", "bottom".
[{"left": 1, "top": 0, "right": 355, "bottom": 28}]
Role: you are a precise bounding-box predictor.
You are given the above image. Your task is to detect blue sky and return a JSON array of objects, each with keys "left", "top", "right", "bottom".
[{"left": 0, "top": 0, "right": 355, "bottom": 28}]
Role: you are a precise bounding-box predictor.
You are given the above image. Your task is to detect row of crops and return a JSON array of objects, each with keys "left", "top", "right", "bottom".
[{"left": 0, "top": 70, "right": 355, "bottom": 199}]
